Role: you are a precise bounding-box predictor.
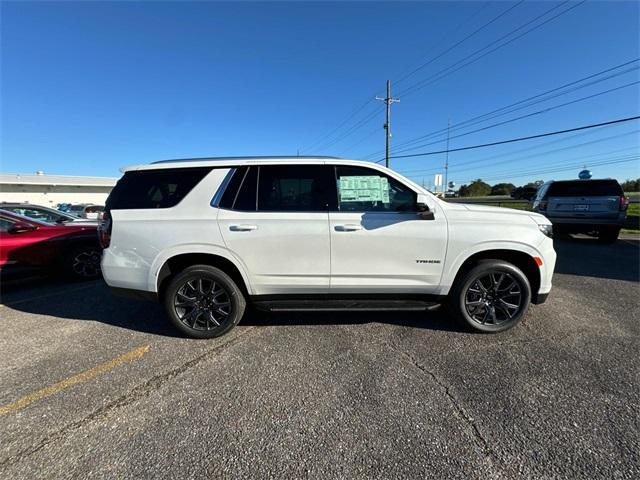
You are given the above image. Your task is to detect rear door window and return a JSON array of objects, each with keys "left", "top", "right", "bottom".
[
  {"left": 234, "top": 166, "right": 258, "bottom": 211},
  {"left": 547, "top": 180, "right": 623, "bottom": 197},
  {"left": 106, "top": 168, "right": 212, "bottom": 210},
  {"left": 257, "top": 165, "right": 335, "bottom": 212}
]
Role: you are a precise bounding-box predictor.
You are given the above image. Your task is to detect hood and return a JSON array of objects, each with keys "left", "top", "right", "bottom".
[{"left": 459, "top": 203, "right": 549, "bottom": 224}]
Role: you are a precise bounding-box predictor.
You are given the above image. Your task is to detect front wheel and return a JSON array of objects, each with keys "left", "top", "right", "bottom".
[
  {"left": 448, "top": 260, "right": 531, "bottom": 333},
  {"left": 164, "top": 265, "right": 246, "bottom": 339}
]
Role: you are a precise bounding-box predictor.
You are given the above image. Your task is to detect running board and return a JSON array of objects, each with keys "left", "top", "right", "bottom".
[{"left": 252, "top": 299, "right": 441, "bottom": 312}]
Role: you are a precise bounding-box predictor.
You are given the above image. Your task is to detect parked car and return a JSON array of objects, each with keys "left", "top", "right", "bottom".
[
  {"left": 531, "top": 179, "right": 628, "bottom": 243},
  {"left": 0, "top": 210, "right": 101, "bottom": 280},
  {"left": 68, "top": 204, "right": 105, "bottom": 220},
  {"left": 0, "top": 203, "right": 97, "bottom": 225},
  {"left": 511, "top": 186, "right": 538, "bottom": 200},
  {"left": 100, "top": 156, "right": 556, "bottom": 339}
]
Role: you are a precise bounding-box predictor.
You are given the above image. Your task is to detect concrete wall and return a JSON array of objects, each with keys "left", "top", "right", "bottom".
[{"left": 0, "top": 184, "right": 113, "bottom": 207}]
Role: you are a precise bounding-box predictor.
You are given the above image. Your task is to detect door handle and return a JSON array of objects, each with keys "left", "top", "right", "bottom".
[
  {"left": 335, "top": 224, "right": 363, "bottom": 232},
  {"left": 229, "top": 224, "right": 258, "bottom": 232}
]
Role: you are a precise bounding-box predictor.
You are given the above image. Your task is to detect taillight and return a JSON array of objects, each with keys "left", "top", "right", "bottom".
[
  {"left": 98, "top": 211, "right": 111, "bottom": 248},
  {"left": 620, "top": 195, "right": 629, "bottom": 211}
]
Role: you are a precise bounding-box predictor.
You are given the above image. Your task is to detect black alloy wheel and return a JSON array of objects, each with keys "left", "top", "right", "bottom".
[
  {"left": 164, "top": 265, "right": 245, "bottom": 339},
  {"left": 449, "top": 260, "right": 531, "bottom": 333}
]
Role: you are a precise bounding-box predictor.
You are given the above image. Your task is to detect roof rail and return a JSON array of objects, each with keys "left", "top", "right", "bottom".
[{"left": 151, "top": 155, "right": 341, "bottom": 164}]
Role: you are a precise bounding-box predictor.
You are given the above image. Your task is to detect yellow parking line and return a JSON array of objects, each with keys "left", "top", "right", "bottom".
[{"left": 0, "top": 345, "right": 150, "bottom": 416}]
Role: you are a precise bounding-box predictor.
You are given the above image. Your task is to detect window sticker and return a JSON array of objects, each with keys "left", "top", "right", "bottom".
[{"left": 339, "top": 176, "right": 390, "bottom": 203}]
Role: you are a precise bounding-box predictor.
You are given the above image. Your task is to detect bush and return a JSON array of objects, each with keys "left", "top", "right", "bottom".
[
  {"left": 458, "top": 179, "right": 491, "bottom": 197},
  {"left": 490, "top": 183, "right": 515, "bottom": 196}
]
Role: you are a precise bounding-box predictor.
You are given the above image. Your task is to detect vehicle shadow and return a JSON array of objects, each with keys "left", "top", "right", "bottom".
[
  {"left": 241, "top": 307, "right": 461, "bottom": 333},
  {"left": 2, "top": 277, "right": 463, "bottom": 337},
  {"left": 553, "top": 236, "right": 639, "bottom": 282}
]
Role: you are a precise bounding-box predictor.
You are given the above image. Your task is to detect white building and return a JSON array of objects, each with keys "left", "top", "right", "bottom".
[{"left": 0, "top": 171, "right": 119, "bottom": 207}]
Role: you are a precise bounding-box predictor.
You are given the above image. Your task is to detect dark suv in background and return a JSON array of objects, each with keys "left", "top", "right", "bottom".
[{"left": 531, "top": 179, "right": 628, "bottom": 243}]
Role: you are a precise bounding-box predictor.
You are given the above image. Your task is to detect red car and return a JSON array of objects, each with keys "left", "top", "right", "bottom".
[{"left": 0, "top": 210, "right": 102, "bottom": 280}]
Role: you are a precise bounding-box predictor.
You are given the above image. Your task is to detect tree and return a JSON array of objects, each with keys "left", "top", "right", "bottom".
[
  {"left": 490, "top": 182, "right": 516, "bottom": 196},
  {"left": 458, "top": 179, "right": 491, "bottom": 197},
  {"left": 524, "top": 180, "right": 544, "bottom": 188},
  {"left": 621, "top": 178, "right": 640, "bottom": 192}
]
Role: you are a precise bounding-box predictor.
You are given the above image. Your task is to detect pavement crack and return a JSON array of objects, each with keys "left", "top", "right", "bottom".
[
  {"left": 384, "top": 340, "right": 508, "bottom": 473},
  {"left": 0, "top": 327, "right": 257, "bottom": 470}
]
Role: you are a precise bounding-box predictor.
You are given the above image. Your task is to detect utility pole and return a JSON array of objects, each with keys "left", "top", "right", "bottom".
[
  {"left": 376, "top": 80, "right": 400, "bottom": 168},
  {"left": 444, "top": 118, "right": 451, "bottom": 192}
]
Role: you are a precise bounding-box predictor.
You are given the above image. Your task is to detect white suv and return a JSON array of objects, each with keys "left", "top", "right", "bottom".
[{"left": 100, "top": 157, "right": 556, "bottom": 338}]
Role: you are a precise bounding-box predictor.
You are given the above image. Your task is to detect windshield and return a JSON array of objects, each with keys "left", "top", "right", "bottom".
[{"left": 547, "top": 180, "right": 623, "bottom": 197}]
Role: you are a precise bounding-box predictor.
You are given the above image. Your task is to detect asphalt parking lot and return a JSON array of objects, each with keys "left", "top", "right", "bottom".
[{"left": 1, "top": 236, "right": 639, "bottom": 479}]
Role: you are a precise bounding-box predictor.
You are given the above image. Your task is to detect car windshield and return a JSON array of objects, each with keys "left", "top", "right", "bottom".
[
  {"left": 547, "top": 180, "right": 623, "bottom": 197},
  {"left": 3, "top": 206, "right": 71, "bottom": 224},
  {"left": 0, "top": 209, "right": 53, "bottom": 226}
]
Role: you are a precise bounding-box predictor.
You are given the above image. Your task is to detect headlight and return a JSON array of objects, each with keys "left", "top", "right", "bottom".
[{"left": 538, "top": 224, "right": 553, "bottom": 238}]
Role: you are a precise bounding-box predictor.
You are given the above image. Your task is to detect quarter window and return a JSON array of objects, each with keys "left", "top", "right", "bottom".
[
  {"left": 0, "top": 216, "right": 16, "bottom": 232},
  {"left": 335, "top": 166, "right": 416, "bottom": 212},
  {"left": 106, "top": 167, "right": 212, "bottom": 210},
  {"left": 257, "top": 165, "right": 335, "bottom": 212}
]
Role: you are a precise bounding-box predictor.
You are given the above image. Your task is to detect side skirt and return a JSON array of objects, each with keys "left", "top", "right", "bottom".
[{"left": 250, "top": 294, "right": 445, "bottom": 313}]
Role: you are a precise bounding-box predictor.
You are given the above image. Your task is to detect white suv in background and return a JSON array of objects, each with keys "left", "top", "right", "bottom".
[{"left": 100, "top": 156, "right": 556, "bottom": 338}]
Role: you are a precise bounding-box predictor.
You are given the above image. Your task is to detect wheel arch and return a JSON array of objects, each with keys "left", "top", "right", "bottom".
[
  {"left": 154, "top": 250, "right": 252, "bottom": 301},
  {"left": 446, "top": 248, "right": 541, "bottom": 300}
]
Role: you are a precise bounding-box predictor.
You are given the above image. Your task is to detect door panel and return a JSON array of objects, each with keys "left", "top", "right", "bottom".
[
  {"left": 329, "top": 211, "right": 447, "bottom": 293},
  {"left": 218, "top": 210, "right": 331, "bottom": 294},
  {"left": 217, "top": 164, "right": 334, "bottom": 295},
  {"left": 329, "top": 165, "right": 447, "bottom": 293}
]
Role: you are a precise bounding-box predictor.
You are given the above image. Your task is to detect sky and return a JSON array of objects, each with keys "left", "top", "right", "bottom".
[{"left": 1, "top": 0, "right": 639, "bottom": 188}]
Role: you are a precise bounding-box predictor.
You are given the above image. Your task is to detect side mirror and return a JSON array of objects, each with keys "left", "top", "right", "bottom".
[
  {"left": 8, "top": 222, "right": 36, "bottom": 234},
  {"left": 416, "top": 193, "right": 430, "bottom": 212},
  {"left": 416, "top": 193, "right": 435, "bottom": 220}
]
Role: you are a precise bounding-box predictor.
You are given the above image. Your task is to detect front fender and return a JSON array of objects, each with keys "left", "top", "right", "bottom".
[{"left": 439, "top": 240, "right": 545, "bottom": 294}]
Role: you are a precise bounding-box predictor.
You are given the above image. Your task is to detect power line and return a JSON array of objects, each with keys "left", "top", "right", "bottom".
[
  {"left": 445, "top": 142, "right": 639, "bottom": 178},
  {"left": 302, "top": 2, "right": 528, "bottom": 155},
  {"left": 449, "top": 155, "right": 640, "bottom": 185},
  {"left": 378, "top": 115, "right": 640, "bottom": 162},
  {"left": 301, "top": 98, "right": 376, "bottom": 154},
  {"left": 393, "top": 1, "right": 522, "bottom": 86},
  {"left": 313, "top": 106, "right": 384, "bottom": 152},
  {"left": 399, "top": 129, "right": 640, "bottom": 175},
  {"left": 396, "top": 0, "right": 582, "bottom": 98},
  {"left": 341, "top": 127, "right": 379, "bottom": 154},
  {"left": 369, "top": 59, "right": 639, "bottom": 158},
  {"left": 388, "top": 80, "right": 639, "bottom": 156}
]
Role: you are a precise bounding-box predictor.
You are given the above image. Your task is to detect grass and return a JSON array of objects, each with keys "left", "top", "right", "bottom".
[
  {"left": 475, "top": 200, "right": 640, "bottom": 235},
  {"left": 624, "top": 203, "right": 640, "bottom": 234}
]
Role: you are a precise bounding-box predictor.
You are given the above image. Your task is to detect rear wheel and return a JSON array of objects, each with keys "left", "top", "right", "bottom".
[
  {"left": 597, "top": 227, "right": 620, "bottom": 244},
  {"left": 164, "top": 265, "right": 246, "bottom": 339},
  {"left": 63, "top": 245, "right": 102, "bottom": 280},
  {"left": 448, "top": 260, "right": 531, "bottom": 333}
]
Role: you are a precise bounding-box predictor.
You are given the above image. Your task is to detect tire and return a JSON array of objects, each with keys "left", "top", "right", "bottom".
[
  {"left": 448, "top": 260, "right": 531, "bottom": 333},
  {"left": 164, "top": 265, "right": 246, "bottom": 339},
  {"left": 63, "top": 245, "right": 102, "bottom": 280},
  {"left": 597, "top": 227, "right": 620, "bottom": 244}
]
